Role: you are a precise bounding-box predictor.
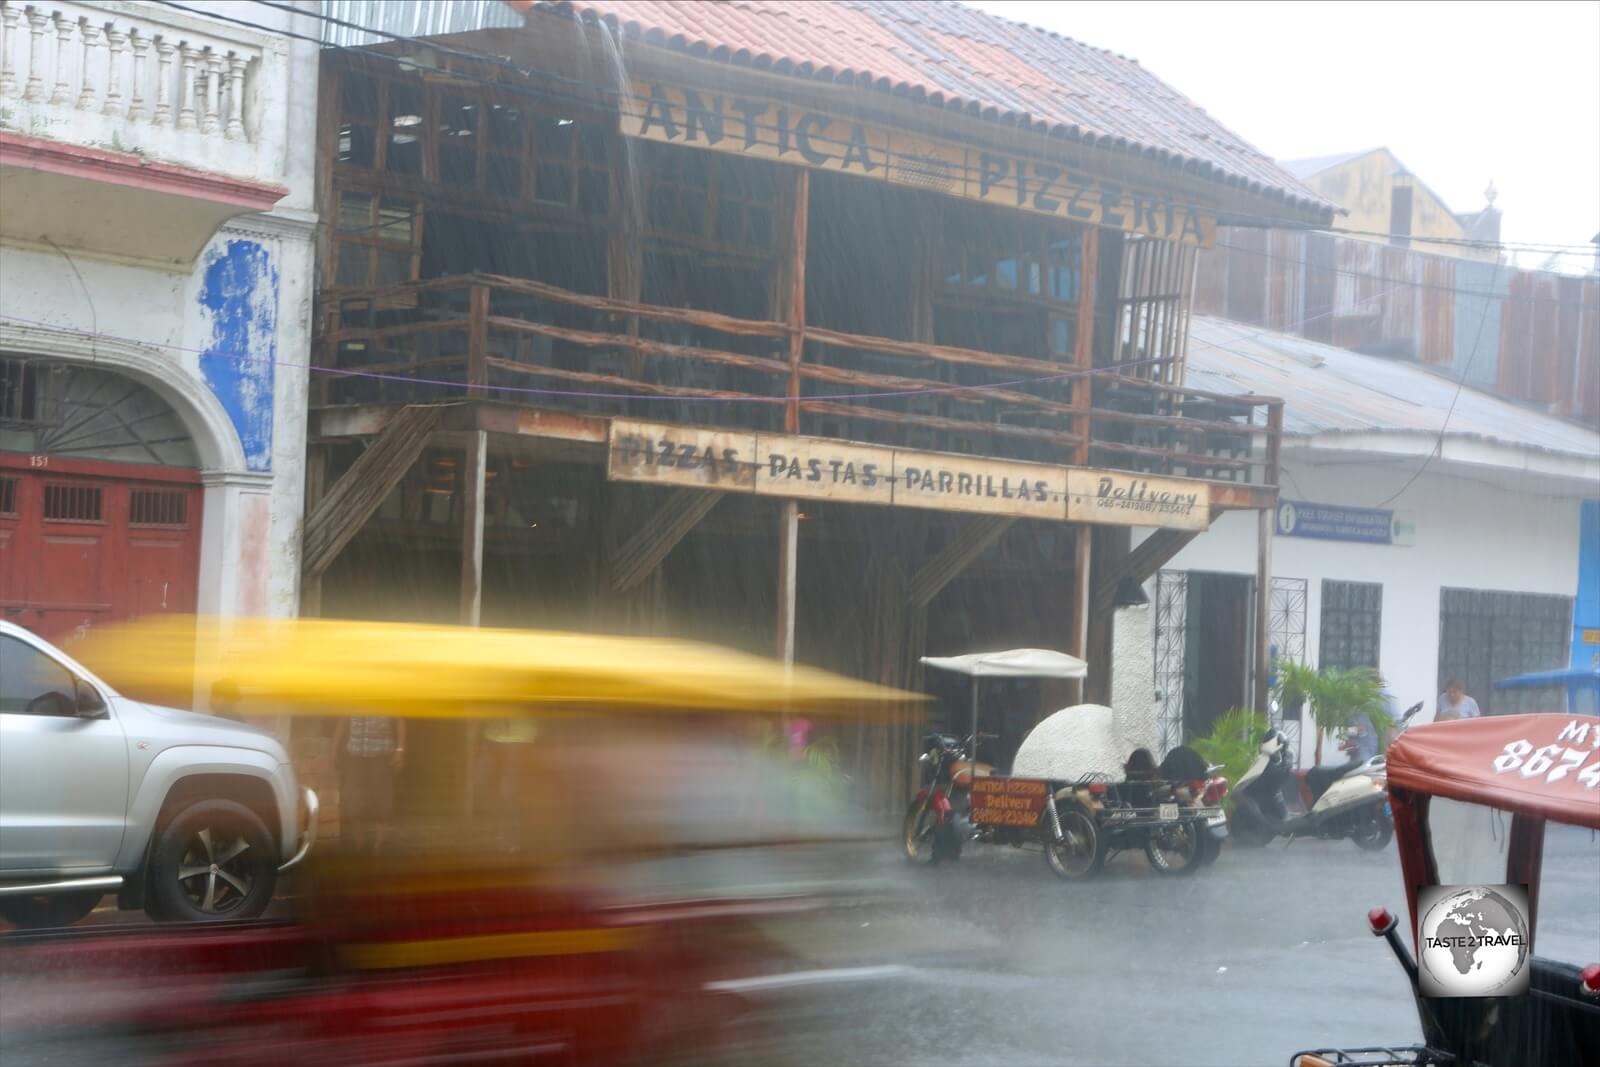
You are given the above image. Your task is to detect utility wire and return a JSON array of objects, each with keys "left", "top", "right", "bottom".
[{"left": 1371, "top": 260, "right": 1506, "bottom": 510}]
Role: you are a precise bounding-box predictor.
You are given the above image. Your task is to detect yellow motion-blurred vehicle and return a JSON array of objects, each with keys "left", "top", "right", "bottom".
[{"left": 4, "top": 615, "right": 922, "bottom": 1067}]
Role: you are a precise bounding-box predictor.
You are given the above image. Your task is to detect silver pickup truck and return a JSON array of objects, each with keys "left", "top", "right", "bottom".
[{"left": 0, "top": 621, "right": 316, "bottom": 928}]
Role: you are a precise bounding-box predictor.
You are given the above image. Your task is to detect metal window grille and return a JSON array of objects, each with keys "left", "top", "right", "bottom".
[
  {"left": 42, "top": 484, "right": 103, "bottom": 522},
  {"left": 1269, "top": 577, "right": 1308, "bottom": 745},
  {"left": 129, "top": 488, "right": 188, "bottom": 527},
  {"left": 1320, "top": 580, "right": 1383, "bottom": 671},
  {"left": 1438, "top": 588, "right": 1573, "bottom": 715}
]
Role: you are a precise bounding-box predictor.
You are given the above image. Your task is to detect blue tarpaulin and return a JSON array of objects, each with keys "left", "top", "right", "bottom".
[{"left": 1492, "top": 667, "right": 1600, "bottom": 715}]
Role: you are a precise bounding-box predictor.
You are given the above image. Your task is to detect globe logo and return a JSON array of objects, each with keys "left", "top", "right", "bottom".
[{"left": 1417, "top": 884, "right": 1531, "bottom": 997}]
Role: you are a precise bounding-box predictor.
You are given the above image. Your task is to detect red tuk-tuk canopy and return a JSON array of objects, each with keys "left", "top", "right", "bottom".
[{"left": 1386, "top": 714, "right": 1600, "bottom": 830}]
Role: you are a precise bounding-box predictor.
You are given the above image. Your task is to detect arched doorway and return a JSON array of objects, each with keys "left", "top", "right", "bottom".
[{"left": 1, "top": 358, "right": 204, "bottom": 641}]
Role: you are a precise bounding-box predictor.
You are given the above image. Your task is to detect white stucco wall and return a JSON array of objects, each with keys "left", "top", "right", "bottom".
[
  {"left": 1132, "top": 454, "right": 1585, "bottom": 761},
  {"left": 1110, "top": 603, "right": 1158, "bottom": 754},
  {"left": 0, "top": 1, "right": 319, "bottom": 623}
]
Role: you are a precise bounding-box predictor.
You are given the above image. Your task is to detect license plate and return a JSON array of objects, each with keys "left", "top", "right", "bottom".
[{"left": 1158, "top": 803, "right": 1179, "bottom": 821}]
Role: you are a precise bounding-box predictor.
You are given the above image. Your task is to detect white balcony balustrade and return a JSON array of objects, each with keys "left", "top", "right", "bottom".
[{"left": 0, "top": 0, "right": 286, "bottom": 184}]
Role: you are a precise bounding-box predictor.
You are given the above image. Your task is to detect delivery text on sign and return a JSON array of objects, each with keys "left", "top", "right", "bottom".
[
  {"left": 970, "top": 777, "right": 1051, "bottom": 828},
  {"left": 625, "top": 82, "right": 1217, "bottom": 247}
]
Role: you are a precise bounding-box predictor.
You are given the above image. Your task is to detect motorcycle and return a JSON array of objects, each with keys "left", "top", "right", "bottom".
[
  {"left": 905, "top": 730, "right": 1229, "bottom": 878},
  {"left": 1231, "top": 703, "right": 1422, "bottom": 850},
  {"left": 903, "top": 731, "right": 997, "bottom": 864}
]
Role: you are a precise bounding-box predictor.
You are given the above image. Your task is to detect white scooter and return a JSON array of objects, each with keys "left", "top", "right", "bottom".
[{"left": 1231, "top": 703, "right": 1423, "bottom": 850}]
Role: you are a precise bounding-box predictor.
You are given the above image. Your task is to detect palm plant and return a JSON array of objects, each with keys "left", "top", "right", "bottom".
[
  {"left": 1190, "top": 706, "right": 1268, "bottom": 811},
  {"left": 1310, "top": 667, "right": 1390, "bottom": 733},
  {"left": 1279, "top": 664, "right": 1390, "bottom": 765}
]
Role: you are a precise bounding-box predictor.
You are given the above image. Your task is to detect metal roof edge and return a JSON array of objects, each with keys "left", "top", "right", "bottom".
[{"left": 1284, "top": 430, "right": 1600, "bottom": 481}]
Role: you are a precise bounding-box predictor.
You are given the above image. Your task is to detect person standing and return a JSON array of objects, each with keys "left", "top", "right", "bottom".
[
  {"left": 1436, "top": 678, "right": 1482, "bottom": 722},
  {"left": 334, "top": 715, "right": 406, "bottom": 852}
]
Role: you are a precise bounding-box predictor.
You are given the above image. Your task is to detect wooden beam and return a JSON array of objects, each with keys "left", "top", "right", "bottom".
[
  {"left": 1089, "top": 521, "right": 1207, "bottom": 620},
  {"left": 906, "top": 516, "right": 1015, "bottom": 608},
  {"left": 1072, "top": 227, "right": 1098, "bottom": 466},
  {"left": 1253, "top": 504, "right": 1273, "bottom": 715},
  {"left": 1068, "top": 526, "right": 1093, "bottom": 704},
  {"left": 299, "top": 445, "right": 328, "bottom": 617},
  {"left": 466, "top": 284, "right": 489, "bottom": 396},
  {"left": 607, "top": 489, "right": 724, "bottom": 593},
  {"left": 776, "top": 499, "right": 799, "bottom": 664},
  {"left": 783, "top": 169, "right": 809, "bottom": 435},
  {"left": 1070, "top": 527, "right": 1092, "bottom": 660},
  {"left": 459, "top": 430, "right": 487, "bottom": 626},
  {"left": 301, "top": 403, "right": 444, "bottom": 579}
]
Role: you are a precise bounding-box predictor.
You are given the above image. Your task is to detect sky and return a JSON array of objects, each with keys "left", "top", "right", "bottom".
[{"left": 969, "top": 1, "right": 1600, "bottom": 270}]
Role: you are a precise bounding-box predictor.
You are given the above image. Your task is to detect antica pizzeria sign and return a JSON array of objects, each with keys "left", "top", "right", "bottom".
[
  {"left": 607, "top": 420, "right": 1211, "bottom": 529},
  {"left": 623, "top": 81, "right": 1218, "bottom": 248}
]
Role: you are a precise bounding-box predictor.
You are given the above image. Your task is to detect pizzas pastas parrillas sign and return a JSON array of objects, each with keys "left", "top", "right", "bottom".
[
  {"left": 969, "top": 777, "right": 1051, "bottom": 827},
  {"left": 624, "top": 82, "right": 1217, "bottom": 248},
  {"left": 607, "top": 420, "right": 1211, "bottom": 528}
]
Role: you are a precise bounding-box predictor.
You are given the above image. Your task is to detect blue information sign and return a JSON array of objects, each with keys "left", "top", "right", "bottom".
[{"left": 1275, "top": 499, "right": 1396, "bottom": 545}]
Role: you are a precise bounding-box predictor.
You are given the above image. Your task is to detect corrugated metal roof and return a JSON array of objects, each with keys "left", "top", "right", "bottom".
[
  {"left": 321, "top": 0, "right": 524, "bottom": 48},
  {"left": 1186, "top": 316, "right": 1600, "bottom": 462},
  {"left": 508, "top": 1, "right": 1333, "bottom": 223},
  {"left": 1279, "top": 149, "right": 1376, "bottom": 180}
]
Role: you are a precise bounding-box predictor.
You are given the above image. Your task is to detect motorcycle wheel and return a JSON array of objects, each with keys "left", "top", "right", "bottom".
[
  {"left": 1042, "top": 803, "right": 1102, "bottom": 881},
  {"left": 903, "top": 802, "right": 937, "bottom": 865},
  {"left": 1351, "top": 813, "right": 1394, "bottom": 851},
  {"left": 1229, "top": 797, "right": 1277, "bottom": 847},
  {"left": 1145, "top": 821, "right": 1203, "bottom": 876},
  {"left": 1195, "top": 829, "right": 1224, "bottom": 866}
]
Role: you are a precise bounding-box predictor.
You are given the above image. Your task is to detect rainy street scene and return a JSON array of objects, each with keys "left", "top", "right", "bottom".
[{"left": 0, "top": 2, "right": 1597, "bottom": 1067}]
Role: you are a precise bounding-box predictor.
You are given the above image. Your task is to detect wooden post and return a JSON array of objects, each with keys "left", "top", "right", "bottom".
[
  {"left": 776, "top": 499, "right": 799, "bottom": 664},
  {"left": 1071, "top": 525, "right": 1092, "bottom": 702},
  {"left": 459, "top": 430, "right": 487, "bottom": 626},
  {"left": 1071, "top": 227, "right": 1100, "bottom": 466},
  {"left": 1265, "top": 400, "right": 1285, "bottom": 487},
  {"left": 1254, "top": 504, "right": 1273, "bottom": 716},
  {"left": 1256, "top": 402, "right": 1282, "bottom": 715},
  {"left": 783, "top": 170, "right": 809, "bottom": 434},
  {"left": 299, "top": 445, "right": 327, "bottom": 617},
  {"left": 467, "top": 284, "right": 489, "bottom": 398}
]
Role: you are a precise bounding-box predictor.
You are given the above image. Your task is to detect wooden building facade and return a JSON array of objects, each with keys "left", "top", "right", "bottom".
[{"left": 300, "top": 2, "right": 1333, "bottom": 809}]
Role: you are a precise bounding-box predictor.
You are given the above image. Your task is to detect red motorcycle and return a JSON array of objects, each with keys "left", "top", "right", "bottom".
[{"left": 903, "top": 731, "right": 997, "bottom": 863}]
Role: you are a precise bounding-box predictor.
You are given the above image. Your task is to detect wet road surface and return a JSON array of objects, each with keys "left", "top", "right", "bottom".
[
  {"left": 3, "top": 827, "right": 1594, "bottom": 1066},
  {"left": 705, "top": 824, "right": 1599, "bottom": 1067}
]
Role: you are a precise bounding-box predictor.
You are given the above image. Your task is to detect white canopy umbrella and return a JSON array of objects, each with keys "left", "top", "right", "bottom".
[
  {"left": 920, "top": 649, "right": 1087, "bottom": 680},
  {"left": 920, "top": 650, "right": 1090, "bottom": 777}
]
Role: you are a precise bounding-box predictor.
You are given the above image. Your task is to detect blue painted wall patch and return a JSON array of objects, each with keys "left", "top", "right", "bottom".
[{"left": 199, "top": 239, "right": 277, "bottom": 472}]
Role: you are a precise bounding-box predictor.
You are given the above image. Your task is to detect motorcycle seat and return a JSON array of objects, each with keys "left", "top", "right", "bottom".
[{"left": 1305, "top": 760, "right": 1360, "bottom": 802}]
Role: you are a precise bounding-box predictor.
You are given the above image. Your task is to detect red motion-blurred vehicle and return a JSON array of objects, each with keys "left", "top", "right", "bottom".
[
  {"left": 1291, "top": 713, "right": 1600, "bottom": 1067},
  {"left": 0, "top": 617, "right": 919, "bottom": 1066}
]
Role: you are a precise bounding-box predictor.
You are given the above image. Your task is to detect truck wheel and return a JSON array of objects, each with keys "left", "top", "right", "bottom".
[
  {"left": 0, "top": 890, "right": 103, "bottom": 929},
  {"left": 147, "top": 799, "right": 276, "bottom": 922}
]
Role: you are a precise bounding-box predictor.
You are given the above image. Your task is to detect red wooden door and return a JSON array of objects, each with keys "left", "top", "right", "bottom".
[{"left": 0, "top": 457, "right": 202, "bottom": 644}]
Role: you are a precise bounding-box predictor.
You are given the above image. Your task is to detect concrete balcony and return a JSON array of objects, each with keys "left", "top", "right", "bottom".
[{"left": 0, "top": 0, "right": 289, "bottom": 263}]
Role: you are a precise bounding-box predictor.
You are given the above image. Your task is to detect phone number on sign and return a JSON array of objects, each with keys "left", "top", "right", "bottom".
[{"left": 1491, "top": 719, "right": 1600, "bottom": 787}]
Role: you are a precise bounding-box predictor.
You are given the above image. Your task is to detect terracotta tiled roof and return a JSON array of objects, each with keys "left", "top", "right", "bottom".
[{"left": 511, "top": 0, "right": 1333, "bottom": 222}]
